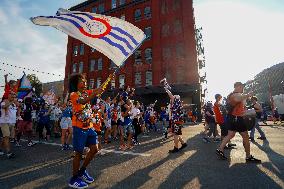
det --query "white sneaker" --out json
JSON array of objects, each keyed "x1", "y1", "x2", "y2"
[
  {"x1": 28, "y1": 141, "x2": 36, "y2": 147},
  {"x1": 16, "y1": 142, "x2": 22, "y2": 147},
  {"x1": 0, "y1": 150, "x2": 4, "y2": 156}
]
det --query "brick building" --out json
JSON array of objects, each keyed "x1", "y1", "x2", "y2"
[{"x1": 65, "y1": 0, "x2": 204, "y2": 116}]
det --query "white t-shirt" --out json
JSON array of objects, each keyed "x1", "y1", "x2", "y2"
[
  {"x1": 0, "y1": 101, "x2": 17, "y2": 124},
  {"x1": 0, "y1": 102, "x2": 8, "y2": 124},
  {"x1": 130, "y1": 107, "x2": 140, "y2": 119}
]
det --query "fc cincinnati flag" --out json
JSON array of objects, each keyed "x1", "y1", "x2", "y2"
[{"x1": 31, "y1": 8, "x2": 146, "y2": 66}]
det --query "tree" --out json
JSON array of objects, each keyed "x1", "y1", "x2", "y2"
[{"x1": 27, "y1": 74, "x2": 42, "y2": 96}]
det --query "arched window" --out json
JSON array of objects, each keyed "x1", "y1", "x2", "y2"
[
  {"x1": 145, "y1": 48, "x2": 152, "y2": 64},
  {"x1": 134, "y1": 9, "x2": 142, "y2": 21},
  {"x1": 79, "y1": 62, "x2": 84, "y2": 73},
  {"x1": 72, "y1": 63, "x2": 77, "y2": 73},
  {"x1": 144, "y1": 6, "x2": 151, "y2": 19}
]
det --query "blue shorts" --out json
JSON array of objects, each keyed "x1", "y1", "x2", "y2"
[
  {"x1": 123, "y1": 118, "x2": 134, "y2": 134},
  {"x1": 73, "y1": 126, "x2": 98, "y2": 153}
]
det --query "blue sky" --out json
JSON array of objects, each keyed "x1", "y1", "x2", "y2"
[{"x1": 1, "y1": 0, "x2": 284, "y2": 100}]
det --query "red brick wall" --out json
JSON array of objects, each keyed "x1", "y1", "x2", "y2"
[{"x1": 64, "y1": 0, "x2": 198, "y2": 92}]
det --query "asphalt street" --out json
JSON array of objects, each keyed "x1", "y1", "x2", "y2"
[{"x1": 1, "y1": 122, "x2": 284, "y2": 189}]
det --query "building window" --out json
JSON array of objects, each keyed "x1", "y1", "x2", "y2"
[
  {"x1": 145, "y1": 48, "x2": 152, "y2": 64},
  {"x1": 72, "y1": 63, "x2": 77, "y2": 73},
  {"x1": 73, "y1": 46, "x2": 78, "y2": 56},
  {"x1": 173, "y1": 19, "x2": 182, "y2": 34},
  {"x1": 91, "y1": 48, "x2": 96, "y2": 53},
  {"x1": 176, "y1": 43, "x2": 185, "y2": 58},
  {"x1": 110, "y1": 60, "x2": 117, "y2": 69},
  {"x1": 89, "y1": 79, "x2": 94, "y2": 89},
  {"x1": 134, "y1": 50, "x2": 142, "y2": 64},
  {"x1": 98, "y1": 58, "x2": 103, "y2": 70},
  {"x1": 119, "y1": 75, "x2": 125, "y2": 88},
  {"x1": 111, "y1": 78, "x2": 116, "y2": 89},
  {"x1": 121, "y1": 14, "x2": 125, "y2": 20},
  {"x1": 135, "y1": 72, "x2": 142, "y2": 86},
  {"x1": 79, "y1": 62, "x2": 84, "y2": 73},
  {"x1": 120, "y1": 0, "x2": 125, "y2": 5},
  {"x1": 111, "y1": 0, "x2": 117, "y2": 9},
  {"x1": 90, "y1": 59, "x2": 95, "y2": 71},
  {"x1": 80, "y1": 44, "x2": 84, "y2": 55},
  {"x1": 98, "y1": 4, "x2": 104, "y2": 13},
  {"x1": 134, "y1": 9, "x2": 142, "y2": 22},
  {"x1": 145, "y1": 27, "x2": 151, "y2": 40},
  {"x1": 162, "y1": 47, "x2": 171, "y2": 60},
  {"x1": 162, "y1": 24, "x2": 170, "y2": 37},
  {"x1": 146, "y1": 71, "x2": 152, "y2": 86},
  {"x1": 92, "y1": 7, "x2": 97, "y2": 13},
  {"x1": 144, "y1": 6, "x2": 151, "y2": 19},
  {"x1": 97, "y1": 77, "x2": 101, "y2": 88}
]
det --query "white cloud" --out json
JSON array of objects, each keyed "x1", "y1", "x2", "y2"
[
  {"x1": 0, "y1": 1, "x2": 67, "y2": 96},
  {"x1": 194, "y1": 1, "x2": 284, "y2": 101},
  {"x1": 0, "y1": 8, "x2": 8, "y2": 24}
]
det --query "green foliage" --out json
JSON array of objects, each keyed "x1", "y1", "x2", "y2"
[{"x1": 27, "y1": 74, "x2": 42, "y2": 96}]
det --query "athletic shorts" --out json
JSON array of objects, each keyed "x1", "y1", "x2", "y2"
[
  {"x1": 227, "y1": 115, "x2": 248, "y2": 133},
  {"x1": 219, "y1": 123, "x2": 228, "y2": 137},
  {"x1": 60, "y1": 117, "x2": 72, "y2": 129},
  {"x1": 73, "y1": 126, "x2": 98, "y2": 153},
  {"x1": 17, "y1": 120, "x2": 33, "y2": 133},
  {"x1": 0, "y1": 123, "x2": 15, "y2": 137},
  {"x1": 111, "y1": 120, "x2": 117, "y2": 126}
]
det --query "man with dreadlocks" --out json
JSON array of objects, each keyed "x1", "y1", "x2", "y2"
[
  {"x1": 164, "y1": 85, "x2": 187, "y2": 153},
  {"x1": 68, "y1": 73, "x2": 109, "y2": 189}
]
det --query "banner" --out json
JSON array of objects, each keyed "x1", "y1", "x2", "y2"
[{"x1": 31, "y1": 8, "x2": 146, "y2": 67}]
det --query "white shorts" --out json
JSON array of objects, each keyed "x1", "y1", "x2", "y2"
[
  {"x1": 104, "y1": 119, "x2": 111, "y2": 129},
  {"x1": 60, "y1": 117, "x2": 72, "y2": 129}
]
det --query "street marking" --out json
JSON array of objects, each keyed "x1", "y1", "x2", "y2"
[
  {"x1": 20, "y1": 139, "x2": 151, "y2": 157},
  {"x1": 101, "y1": 149, "x2": 151, "y2": 157}
]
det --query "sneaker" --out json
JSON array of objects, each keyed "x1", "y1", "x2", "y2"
[
  {"x1": 0, "y1": 150, "x2": 4, "y2": 156},
  {"x1": 202, "y1": 137, "x2": 210, "y2": 143},
  {"x1": 227, "y1": 143, "x2": 236, "y2": 147},
  {"x1": 28, "y1": 141, "x2": 36, "y2": 147},
  {"x1": 104, "y1": 140, "x2": 111, "y2": 144},
  {"x1": 119, "y1": 145, "x2": 126, "y2": 151},
  {"x1": 249, "y1": 137, "x2": 255, "y2": 142},
  {"x1": 169, "y1": 147, "x2": 179, "y2": 153},
  {"x1": 100, "y1": 150, "x2": 106, "y2": 155},
  {"x1": 257, "y1": 137, "x2": 266, "y2": 140},
  {"x1": 80, "y1": 170, "x2": 94, "y2": 184},
  {"x1": 69, "y1": 177, "x2": 88, "y2": 189},
  {"x1": 179, "y1": 143, "x2": 187, "y2": 150},
  {"x1": 246, "y1": 155, "x2": 261, "y2": 163},
  {"x1": 7, "y1": 152, "x2": 15, "y2": 159},
  {"x1": 61, "y1": 144, "x2": 67, "y2": 151},
  {"x1": 10, "y1": 138, "x2": 15, "y2": 143},
  {"x1": 15, "y1": 142, "x2": 22, "y2": 147},
  {"x1": 216, "y1": 149, "x2": 227, "y2": 160}
]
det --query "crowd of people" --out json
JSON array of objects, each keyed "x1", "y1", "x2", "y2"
[{"x1": 1, "y1": 73, "x2": 283, "y2": 188}]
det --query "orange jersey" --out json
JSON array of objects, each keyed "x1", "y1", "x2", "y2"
[
  {"x1": 92, "y1": 112, "x2": 102, "y2": 132},
  {"x1": 213, "y1": 102, "x2": 224, "y2": 124},
  {"x1": 70, "y1": 90, "x2": 93, "y2": 129}
]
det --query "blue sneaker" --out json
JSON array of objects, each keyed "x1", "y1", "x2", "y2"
[
  {"x1": 68, "y1": 177, "x2": 88, "y2": 189},
  {"x1": 80, "y1": 170, "x2": 94, "y2": 184}
]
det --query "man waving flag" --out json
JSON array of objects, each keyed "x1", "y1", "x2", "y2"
[{"x1": 31, "y1": 8, "x2": 146, "y2": 67}]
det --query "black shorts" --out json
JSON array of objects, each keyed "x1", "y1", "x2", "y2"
[
  {"x1": 172, "y1": 123, "x2": 182, "y2": 135},
  {"x1": 219, "y1": 123, "x2": 228, "y2": 137},
  {"x1": 111, "y1": 121, "x2": 117, "y2": 126},
  {"x1": 227, "y1": 115, "x2": 248, "y2": 133}
]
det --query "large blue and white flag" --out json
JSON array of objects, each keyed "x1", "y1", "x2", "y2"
[{"x1": 31, "y1": 8, "x2": 146, "y2": 66}]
